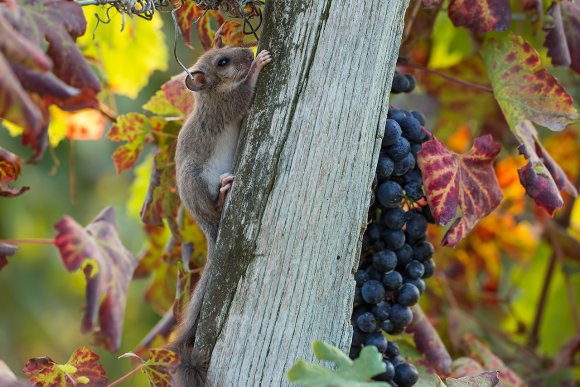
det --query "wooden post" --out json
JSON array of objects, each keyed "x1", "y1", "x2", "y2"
[{"x1": 195, "y1": 1, "x2": 409, "y2": 385}]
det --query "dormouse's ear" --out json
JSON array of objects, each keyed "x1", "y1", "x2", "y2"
[
  {"x1": 185, "y1": 70, "x2": 207, "y2": 92},
  {"x1": 214, "y1": 35, "x2": 224, "y2": 48}
]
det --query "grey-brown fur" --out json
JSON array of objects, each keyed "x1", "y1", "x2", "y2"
[{"x1": 172, "y1": 46, "x2": 272, "y2": 386}]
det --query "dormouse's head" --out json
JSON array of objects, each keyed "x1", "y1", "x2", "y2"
[{"x1": 186, "y1": 46, "x2": 255, "y2": 92}]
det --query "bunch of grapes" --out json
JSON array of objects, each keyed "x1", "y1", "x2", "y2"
[{"x1": 349, "y1": 73, "x2": 435, "y2": 387}]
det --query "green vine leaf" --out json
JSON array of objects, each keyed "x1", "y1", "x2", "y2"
[{"x1": 286, "y1": 341, "x2": 389, "y2": 387}]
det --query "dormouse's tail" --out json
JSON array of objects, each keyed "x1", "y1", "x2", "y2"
[{"x1": 171, "y1": 233, "x2": 215, "y2": 386}]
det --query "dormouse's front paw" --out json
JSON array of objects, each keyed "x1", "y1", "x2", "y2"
[{"x1": 255, "y1": 50, "x2": 272, "y2": 71}]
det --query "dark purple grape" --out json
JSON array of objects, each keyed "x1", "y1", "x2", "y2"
[
  {"x1": 411, "y1": 111, "x2": 426, "y2": 125},
  {"x1": 393, "y1": 153, "x2": 415, "y2": 176},
  {"x1": 372, "y1": 302, "x2": 391, "y2": 321},
  {"x1": 410, "y1": 142, "x2": 423, "y2": 158},
  {"x1": 405, "y1": 260, "x2": 425, "y2": 280},
  {"x1": 354, "y1": 269, "x2": 370, "y2": 287},
  {"x1": 362, "y1": 280, "x2": 385, "y2": 304},
  {"x1": 406, "y1": 213, "x2": 428, "y2": 240},
  {"x1": 380, "y1": 319, "x2": 394, "y2": 333},
  {"x1": 404, "y1": 74, "x2": 416, "y2": 93},
  {"x1": 395, "y1": 244, "x2": 414, "y2": 267},
  {"x1": 352, "y1": 327, "x2": 366, "y2": 346},
  {"x1": 398, "y1": 115, "x2": 423, "y2": 143},
  {"x1": 382, "y1": 271, "x2": 403, "y2": 291},
  {"x1": 394, "y1": 363, "x2": 419, "y2": 387},
  {"x1": 405, "y1": 182, "x2": 423, "y2": 201},
  {"x1": 382, "y1": 207, "x2": 406, "y2": 230},
  {"x1": 365, "y1": 332, "x2": 388, "y2": 353},
  {"x1": 377, "y1": 155, "x2": 395, "y2": 181},
  {"x1": 407, "y1": 278, "x2": 426, "y2": 294},
  {"x1": 413, "y1": 241, "x2": 434, "y2": 262},
  {"x1": 391, "y1": 74, "x2": 410, "y2": 94},
  {"x1": 390, "y1": 304, "x2": 413, "y2": 329},
  {"x1": 354, "y1": 287, "x2": 363, "y2": 307},
  {"x1": 374, "y1": 359, "x2": 395, "y2": 382},
  {"x1": 357, "y1": 312, "x2": 377, "y2": 333},
  {"x1": 422, "y1": 259, "x2": 436, "y2": 279},
  {"x1": 388, "y1": 108, "x2": 408, "y2": 122},
  {"x1": 377, "y1": 181, "x2": 403, "y2": 208},
  {"x1": 396, "y1": 283, "x2": 420, "y2": 307},
  {"x1": 367, "y1": 223, "x2": 382, "y2": 242},
  {"x1": 366, "y1": 266, "x2": 383, "y2": 281},
  {"x1": 385, "y1": 341, "x2": 400, "y2": 359},
  {"x1": 386, "y1": 137, "x2": 410, "y2": 161},
  {"x1": 372, "y1": 250, "x2": 398, "y2": 273},
  {"x1": 381, "y1": 229, "x2": 406, "y2": 250},
  {"x1": 383, "y1": 119, "x2": 402, "y2": 146}
]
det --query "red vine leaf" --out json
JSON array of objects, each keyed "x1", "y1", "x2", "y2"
[
  {"x1": 176, "y1": 3, "x2": 224, "y2": 50},
  {"x1": 161, "y1": 74, "x2": 194, "y2": 116},
  {"x1": 0, "y1": 0, "x2": 100, "y2": 161},
  {"x1": 0, "y1": 243, "x2": 17, "y2": 272},
  {"x1": 515, "y1": 121, "x2": 577, "y2": 215},
  {"x1": 482, "y1": 33, "x2": 578, "y2": 131},
  {"x1": 23, "y1": 347, "x2": 107, "y2": 387},
  {"x1": 0, "y1": 147, "x2": 29, "y2": 197},
  {"x1": 53, "y1": 207, "x2": 137, "y2": 352},
  {"x1": 448, "y1": 0, "x2": 511, "y2": 32},
  {"x1": 142, "y1": 348, "x2": 180, "y2": 387},
  {"x1": 544, "y1": 1, "x2": 580, "y2": 74},
  {"x1": 417, "y1": 135, "x2": 503, "y2": 247},
  {"x1": 108, "y1": 114, "x2": 166, "y2": 174}
]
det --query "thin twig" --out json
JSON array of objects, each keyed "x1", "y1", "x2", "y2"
[
  {"x1": 398, "y1": 62, "x2": 493, "y2": 94},
  {"x1": 106, "y1": 363, "x2": 146, "y2": 387},
  {"x1": 98, "y1": 101, "x2": 117, "y2": 123},
  {"x1": 0, "y1": 239, "x2": 54, "y2": 245},
  {"x1": 550, "y1": 232, "x2": 580, "y2": 332},
  {"x1": 68, "y1": 140, "x2": 76, "y2": 204},
  {"x1": 528, "y1": 252, "x2": 557, "y2": 348},
  {"x1": 401, "y1": 0, "x2": 422, "y2": 45}
]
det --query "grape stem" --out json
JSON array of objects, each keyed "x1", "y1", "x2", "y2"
[
  {"x1": 0, "y1": 239, "x2": 54, "y2": 245},
  {"x1": 397, "y1": 62, "x2": 493, "y2": 94},
  {"x1": 106, "y1": 363, "x2": 146, "y2": 387}
]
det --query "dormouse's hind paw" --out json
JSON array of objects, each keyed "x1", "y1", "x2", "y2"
[{"x1": 216, "y1": 173, "x2": 234, "y2": 211}]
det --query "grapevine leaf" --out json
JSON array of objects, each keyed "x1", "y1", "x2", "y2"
[
  {"x1": 482, "y1": 33, "x2": 578, "y2": 131},
  {"x1": 53, "y1": 207, "x2": 138, "y2": 352},
  {"x1": 0, "y1": 147, "x2": 29, "y2": 197},
  {"x1": 78, "y1": 8, "x2": 168, "y2": 99},
  {"x1": 516, "y1": 120, "x2": 577, "y2": 214},
  {"x1": 451, "y1": 357, "x2": 486, "y2": 377},
  {"x1": 134, "y1": 225, "x2": 169, "y2": 279},
  {"x1": 482, "y1": 34, "x2": 578, "y2": 213},
  {"x1": 0, "y1": 243, "x2": 17, "y2": 271},
  {"x1": 446, "y1": 371, "x2": 500, "y2": 386},
  {"x1": 162, "y1": 74, "x2": 195, "y2": 116},
  {"x1": 141, "y1": 348, "x2": 179, "y2": 387},
  {"x1": 417, "y1": 135, "x2": 503, "y2": 247},
  {"x1": 141, "y1": 144, "x2": 180, "y2": 226},
  {"x1": 176, "y1": 2, "x2": 224, "y2": 49},
  {"x1": 448, "y1": 0, "x2": 511, "y2": 32},
  {"x1": 143, "y1": 90, "x2": 183, "y2": 117},
  {"x1": 464, "y1": 336, "x2": 524, "y2": 386},
  {"x1": 0, "y1": 360, "x2": 30, "y2": 387},
  {"x1": 22, "y1": 347, "x2": 107, "y2": 387},
  {"x1": 218, "y1": 20, "x2": 247, "y2": 46},
  {"x1": 544, "y1": 1, "x2": 580, "y2": 73},
  {"x1": 0, "y1": 0, "x2": 101, "y2": 160},
  {"x1": 108, "y1": 114, "x2": 166, "y2": 174},
  {"x1": 286, "y1": 341, "x2": 389, "y2": 387}
]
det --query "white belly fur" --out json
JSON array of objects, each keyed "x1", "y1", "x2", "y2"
[{"x1": 202, "y1": 122, "x2": 240, "y2": 196}]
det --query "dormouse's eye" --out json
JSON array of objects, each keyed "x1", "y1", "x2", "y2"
[{"x1": 217, "y1": 58, "x2": 229, "y2": 67}]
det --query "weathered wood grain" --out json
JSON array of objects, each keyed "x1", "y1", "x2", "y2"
[{"x1": 195, "y1": 1, "x2": 409, "y2": 385}]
